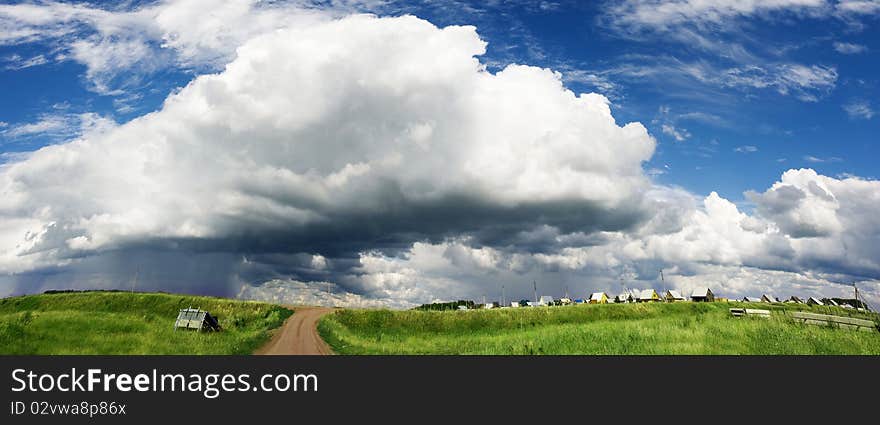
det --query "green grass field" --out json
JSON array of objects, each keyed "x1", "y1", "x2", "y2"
[
  {"x1": 0, "y1": 291, "x2": 292, "y2": 354},
  {"x1": 318, "y1": 301, "x2": 880, "y2": 354}
]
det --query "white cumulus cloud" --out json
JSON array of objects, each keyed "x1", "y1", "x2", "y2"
[{"x1": 0, "y1": 14, "x2": 654, "y2": 283}]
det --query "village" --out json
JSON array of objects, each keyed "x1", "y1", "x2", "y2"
[{"x1": 439, "y1": 286, "x2": 872, "y2": 312}]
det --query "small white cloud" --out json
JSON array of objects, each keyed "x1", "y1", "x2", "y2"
[
  {"x1": 1, "y1": 112, "x2": 115, "y2": 141},
  {"x1": 661, "y1": 123, "x2": 690, "y2": 142},
  {"x1": 803, "y1": 155, "x2": 843, "y2": 163},
  {"x1": 603, "y1": 0, "x2": 828, "y2": 30},
  {"x1": 0, "y1": 0, "x2": 332, "y2": 95},
  {"x1": 773, "y1": 64, "x2": 838, "y2": 101},
  {"x1": 561, "y1": 70, "x2": 617, "y2": 96},
  {"x1": 843, "y1": 100, "x2": 875, "y2": 120},
  {"x1": 677, "y1": 111, "x2": 729, "y2": 127},
  {"x1": 3, "y1": 53, "x2": 48, "y2": 70},
  {"x1": 539, "y1": 2, "x2": 562, "y2": 12},
  {"x1": 735, "y1": 145, "x2": 758, "y2": 153},
  {"x1": 310, "y1": 254, "x2": 328, "y2": 270},
  {"x1": 646, "y1": 167, "x2": 667, "y2": 176},
  {"x1": 837, "y1": 0, "x2": 880, "y2": 15},
  {"x1": 833, "y1": 41, "x2": 868, "y2": 54},
  {"x1": 2, "y1": 115, "x2": 70, "y2": 138},
  {"x1": 605, "y1": 59, "x2": 838, "y2": 103}
]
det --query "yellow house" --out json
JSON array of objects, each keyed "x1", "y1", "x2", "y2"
[
  {"x1": 589, "y1": 292, "x2": 608, "y2": 304},
  {"x1": 637, "y1": 289, "x2": 661, "y2": 303}
]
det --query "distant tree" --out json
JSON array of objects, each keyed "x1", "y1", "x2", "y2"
[{"x1": 413, "y1": 300, "x2": 476, "y2": 311}]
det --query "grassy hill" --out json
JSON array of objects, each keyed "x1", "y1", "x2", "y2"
[
  {"x1": 318, "y1": 301, "x2": 880, "y2": 354},
  {"x1": 0, "y1": 291, "x2": 292, "y2": 354}
]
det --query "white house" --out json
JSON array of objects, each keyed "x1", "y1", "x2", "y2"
[
  {"x1": 614, "y1": 293, "x2": 634, "y2": 303},
  {"x1": 638, "y1": 289, "x2": 660, "y2": 302},
  {"x1": 539, "y1": 296, "x2": 554, "y2": 306},
  {"x1": 761, "y1": 294, "x2": 779, "y2": 303}
]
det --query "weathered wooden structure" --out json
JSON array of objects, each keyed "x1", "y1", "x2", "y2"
[
  {"x1": 690, "y1": 288, "x2": 715, "y2": 302},
  {"x1": 174, "y1": 307, "x2": 221, "y2": 332},
  {"x1": 761, "y1": 294, "x2": 779, "y2": 303},
  {"x1": 806, "y1": 297, "x2": 824, "y2": 306},
  {"x1": 665, "y1": 290, "x2": 686, "y2": 302},
  {"x1": 730, "y1": 308, "x2": 771, "y2": 318},
  {"x1": 790, "y1": 312, "x2": 878, "y2": 332}
]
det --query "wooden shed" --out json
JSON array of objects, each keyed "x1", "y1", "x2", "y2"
[
  {"x1": 761, "y1": 294, "x2": 779, "y2": 303},
  {"x1": 665, "y1": 290, "x2": 686, "y2": 302},
  {"x1": 174, "y1": 307, "x2": 221, "y2": 332},
  {"x1": 690, "y1": 287, "x2": 715, "y2": 302},
  {"x1": 806, "y1": 297, "x2": 824, "y2": 306}
]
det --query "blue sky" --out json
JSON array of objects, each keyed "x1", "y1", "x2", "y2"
[
  {"x1": 1, "y1": 1, "x2": 879, "y2": 307},
  {"x1": 2, "y1": 1, "x2": 877, "y2": 202}
]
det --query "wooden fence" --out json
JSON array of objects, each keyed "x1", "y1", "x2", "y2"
[{"x1": 789, "y1": 311, "x2": 878, "y2": 332}]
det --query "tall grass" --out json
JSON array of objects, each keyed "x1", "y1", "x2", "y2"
[
  {"x1": 0, "y1": 291, "x2": 292, "y2": 354},
  {"x1": 318, "y1": 302, "x2": 880, "y2": 355}
]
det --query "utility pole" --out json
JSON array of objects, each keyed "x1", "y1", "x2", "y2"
[
  {"x1": 854, "y1": 282, "x2": 868, "y2": 311},
  {"x1": 502, "y1": 285, "x2": 505, "y2": 306},
  {"x1": 659, "y1": 269, "x2": 665, "y2": 300},
  {"x1": 533, "y1": 280, "x2": 538, "y2": 305}
]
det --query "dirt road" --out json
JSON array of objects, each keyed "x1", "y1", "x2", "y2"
[{"x1": 255, "y1": 306, "x2": 335, "y2": 355}]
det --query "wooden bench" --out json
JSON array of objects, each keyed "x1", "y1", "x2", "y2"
[
  {"x1": 745, "y1": 309, "x2": 771, "y2": 318},
  {"x1": 730, "y1": 308, "x2": 770, "y2": 318},
  {"x1": 790, "y1": 311, "x2": 877, "y2": 332}
]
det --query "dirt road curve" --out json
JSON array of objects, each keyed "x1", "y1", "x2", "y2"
[{"x1": 255, "y1": 307, "x2": 335, "y2": 355}]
